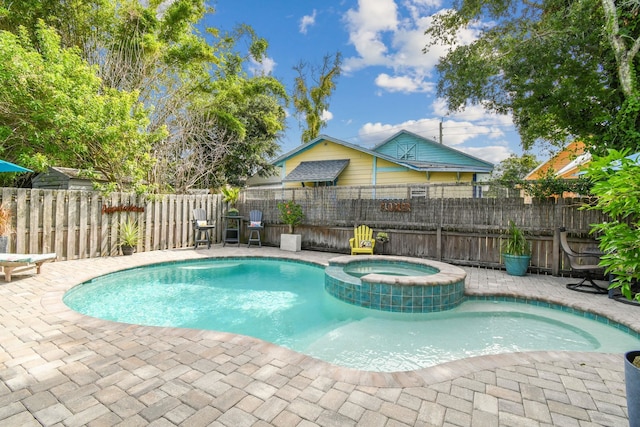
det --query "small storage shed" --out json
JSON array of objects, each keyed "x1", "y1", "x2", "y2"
[{"x1": 32, "y1": 167, "x2": 107, "y2": 190}]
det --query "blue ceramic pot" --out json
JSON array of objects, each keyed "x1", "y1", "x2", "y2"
[{"x1": 625, "y1": 351, "x2": 640, "y2": 427}]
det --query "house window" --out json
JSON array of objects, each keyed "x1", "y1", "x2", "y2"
[{"x1": 397, "y1": 143, "x2": 416, "y2": 160}]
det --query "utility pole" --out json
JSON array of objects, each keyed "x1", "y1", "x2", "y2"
[{"x1": 439, "y1": 120, "x2": 443, "y2": 144}]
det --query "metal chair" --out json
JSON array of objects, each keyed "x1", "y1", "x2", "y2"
[
  {"x1": 247, "y1": 210, "x2": 263, "y2": 247},
  {"x1": 192, "y1": 209, "x2": 215, "y2": 249},
  {"x1": 558, "y1": 227, "x2": 607, "y2": 294}
]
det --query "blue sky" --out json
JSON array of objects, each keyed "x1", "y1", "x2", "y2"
[{"x1": 209, "y1": 0, "x2": 530, "y2": 165}]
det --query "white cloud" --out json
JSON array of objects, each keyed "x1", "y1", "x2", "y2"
[
  {"x1": 375, "y1": 73, "x2": 434, "y2": 93},
  {"x1": 432, "y1": 98, "x2": 514, "y2": 129},
  {"x1": 321, "y1": 110, "x2": 334, "y2": 121},
  {"x1": 343, "y1": 0, "x2": 399, "y2": 70},
  {"x1": 342, "y1": 2, "x2": 481, "y2": 96},
  {"x1": 249, "y1": 57, "x2": 276, "y2": 76},
  {"x1": 345, "y1": 0, "x2": 399, "y2": 33},
  {"x1": 462, "y1": 145, "x2": 511, "y2": 164},
  {"x1": 411, "y1": 0, "x2": 443, "y2": 8},
  {"x1": 359, "y1": 117, "x2": 506, "y2": 148},
  {"x1": 356, "y1": 98, "x2": 517, "y2": 165},
  {"x1": 300, "y1": 10, "x2": 317, "y2": 34},
  {"x1": 358, "y1": 119, "x2": 442, "y2": 146}
]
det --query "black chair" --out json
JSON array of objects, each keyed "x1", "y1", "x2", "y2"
[
  {"x1": 558, "y1": 227, "x2": 607, "y2": 294},
  {"x1": 247, "y1": 210, "x2": 263, "y2": 247},
  {"x1": 192, "y1": 208, "x2": 215, "y2": 249}
]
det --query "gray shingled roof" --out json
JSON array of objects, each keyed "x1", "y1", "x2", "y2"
[{"x1": 282, "y1": 159, "x2": 350, "y2": 182}]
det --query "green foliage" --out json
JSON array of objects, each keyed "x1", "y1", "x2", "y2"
[
  {"x1": 1, "y1": 1, "x2": 288, "y2": 193},
  {"x1": 595, "y1": 93, "x2": 640, "y2": 154},
  {"x1": 119, "y1": 217, "x2": 140, "y2": 247},
  {"x1": 521, "y1": 170, "x2": 593, "y2": 199},
  {"x1": 488, "y1": 153, "x2": 592, "y2": 198},
  {"x1": 425, "y1": 0, "x2": 639, "y2": 153},
  {"x1": 0, "y1": 23, "x2": 162, "y2": 191},
  {"x1": 585, "y1": 149, "x2": 640, "y2": 301},
  {"x1": 491, "y1": 154, "x2": 540, "y2": 187},
  {"x1": 221, "y1": 185, "x2": 240, "y2": 206},
  {"x1": 293, "y1": 52, "x2": 342, "y2": 143},
  {"x1": 501, "y1": 220, "x2": 531, "y2": 256},
  {"x1": 277, "y1": 201, "x2": 304, "y2": 227},
  {"x1": 206, "y1": 74, "x2": 288, "y2": 186},
  {"x1": 376, "y1": 232, "x2": 389, "y2": 243}
]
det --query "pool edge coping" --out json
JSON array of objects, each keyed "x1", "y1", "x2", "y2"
[{"x1": 40, "y1": 249, "x2": 635, "y2": 389}]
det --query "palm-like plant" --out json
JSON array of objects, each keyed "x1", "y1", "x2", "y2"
[{"x1": 502, "y1": 220, "x2": 531, "y2": 256}]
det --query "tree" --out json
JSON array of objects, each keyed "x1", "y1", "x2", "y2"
[
  {"x1": 0, "y1": 1, "x2": 289, "y2": 192},
  {"x1": 293, "y1": 52, "x2": 342, "y2": 143},
  {"x1": 0, "y1": 23, "x2": 162, "y2": 191},
  {"x1": 424, "y1": 0, "x2": 640, "y2": 154},
  {"x1": 491, "y1": 154, "x2": 540, "y2": 187},
  {"x1": 586, "y1": 149, "x2": 640, "y2": 301}
]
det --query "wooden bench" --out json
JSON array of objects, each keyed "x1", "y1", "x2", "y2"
[{"x1": 0, "y1": 253, "x2": 57, "y2": 282}]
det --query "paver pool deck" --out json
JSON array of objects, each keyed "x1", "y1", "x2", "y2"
[{"x1": 2, "y1": 245, "x2": 640, "y2": 426}]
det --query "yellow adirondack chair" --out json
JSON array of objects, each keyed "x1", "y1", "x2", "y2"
[{"x1": 349, "y1": 225, "x2": 376, "y2": 255}]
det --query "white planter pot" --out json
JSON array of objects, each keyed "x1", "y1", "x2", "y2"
[{"x1": 280, "y1": 234, "x2": 301, "y2": 252}]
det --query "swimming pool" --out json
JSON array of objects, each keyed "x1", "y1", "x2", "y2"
[{"x1": 63, "y1": 257, "x2": 640, "y2": 372}]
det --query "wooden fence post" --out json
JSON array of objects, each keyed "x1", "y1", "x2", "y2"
[{"x1": 551, "y1": 197, "x2": 563, "y2": 276}]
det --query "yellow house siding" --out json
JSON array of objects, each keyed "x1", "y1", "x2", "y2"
[
  {"x1": 426, "y1": 172, "x2": 475, "y2": 183},
  {"x1": 282, "y1": 141, "x2": 374, "y2": 187},
  {"x1": 279, "y1": 138, "x2": 479, "y2": 188},
  {"x1": 375, "y1": 168, "x2": 426, "y2": 185}
]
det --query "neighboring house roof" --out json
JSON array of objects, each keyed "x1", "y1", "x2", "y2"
[
  {"x1": 555, "y1": 152, "x2": 591, "y2": 177},
  {"x1": 282, "y1": 159, "x2": 350, "y2": 183},
  {"x1": 273, "y1": 130, "x2": 494, "y2": 175},
  {"x1": 525, "y1": 141, "x2": 588, "y2": 180},
  {"x1": 372, "y1": 130, "x2": 494, "y2": 172}
]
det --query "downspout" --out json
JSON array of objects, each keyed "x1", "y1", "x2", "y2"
[
  {"x1": 280, "y1": 164, "x2": 286, "y2": 188},
  {"x1": 372, "y1": 157, "x2": 377, "y2": 185},
  {"x1": 372, "y1": 157, "x2": 377, "y2": 199}
]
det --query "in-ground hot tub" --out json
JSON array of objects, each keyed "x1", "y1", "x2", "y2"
[{"x1": 324, "y1": 255, "x2": 467, "y2": 313}]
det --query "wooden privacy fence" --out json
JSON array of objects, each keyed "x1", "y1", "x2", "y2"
[
  {"x1": 0, "y1": 188, "x2": 222, "y2": 260},
  {"x1": 238, "y1": 186, "x2": 608, "y2": 275},
  {"x1": 0, "y1": 184, "x2": 608, "y2": 277}
]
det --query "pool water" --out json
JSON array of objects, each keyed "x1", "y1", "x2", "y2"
[
  {"x1": 343, "y1": 263, "x2": 437, "y2": 278},
  {"x1": 64, "y1": 258, "x2": 640, "y2": 372}
]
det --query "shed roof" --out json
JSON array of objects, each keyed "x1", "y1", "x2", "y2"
[
  {"x1": 282, "y1": 159, "x2": 350, "y2": 183},
  {"x1": 47, "y1": 167, "x2": 108, "y2": 181}
]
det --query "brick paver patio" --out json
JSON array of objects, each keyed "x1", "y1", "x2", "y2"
[{"x1": 1, "y1": 246, "x2": 639, "y2": 426}]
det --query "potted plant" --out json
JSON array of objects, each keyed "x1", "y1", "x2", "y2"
[
  {"x1": 375, "y1": 232, "x2": 389, "y2": 254},
  {"x1": 501, "y1": 220, "x2": 531, "y2": 276},
  {"x1": 625, "y1": 351, "x2": 640, "y2": 427},
  {"x1": 376, "y1": 232, "x2": 389, "y2": 243},
  {"x1": 119, "y1": 217, "x2": 140, "y2": 255},
  {"x1": 278, "y1": 201, "x2": 304, "y2": 234},
  {"x1": 0, "y1": 203, "x2": 12, "y2": 253},
  {"x1": 278, "y1": 201, "x2": 304, "y2": 251},
  {"x1": 221, "y1": 185, "x2": 240, "y2": 214},
  {"x1": 227, "y1": 207, "x2": 240, "y2": 217}
]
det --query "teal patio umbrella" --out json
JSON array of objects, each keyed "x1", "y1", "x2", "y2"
[{"x1": 0, "y1": 159, "x2": 31, "y2": 173}]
